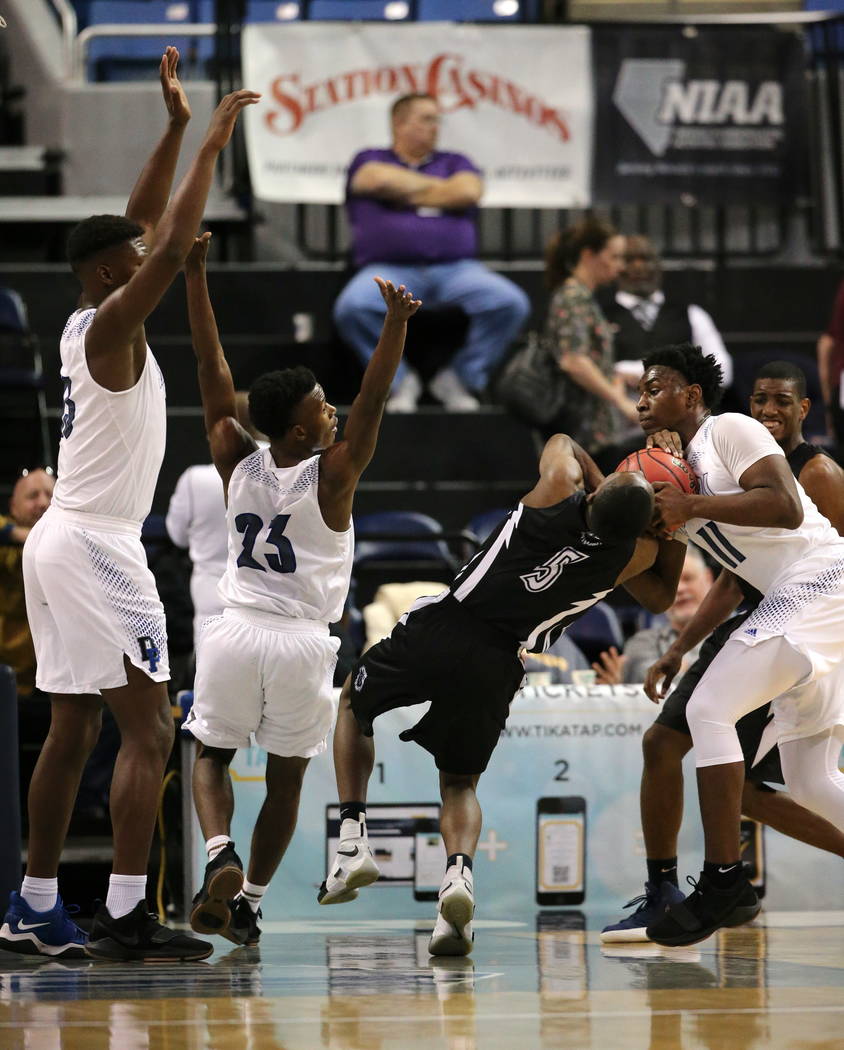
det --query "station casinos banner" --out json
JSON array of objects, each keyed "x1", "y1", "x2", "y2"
[
  {"x1": 241, "y1": 23, "x2": 593, "y2": 207},
  {"x1": 593, "y1": 26, "x2": 807, "y2": 205}
]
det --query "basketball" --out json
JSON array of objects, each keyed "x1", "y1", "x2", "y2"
[{"x1": 615, "y1": 447, "x2": 699, "y2": 495}]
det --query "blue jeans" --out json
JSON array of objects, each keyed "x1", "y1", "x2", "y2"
[{"x1": 333, "y1": 259, "x2": 531, "y2": 394}]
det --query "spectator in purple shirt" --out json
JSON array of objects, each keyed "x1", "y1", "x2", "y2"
[{"x1": 333, "y1": 93, "x2": 530, "y2": 412}]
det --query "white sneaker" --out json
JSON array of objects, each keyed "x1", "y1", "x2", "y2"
[
  {"x1": 318, "y1": 838, "x2": 380, "y2": 905},
  {"x1": 386, "y1": 368, "x2": 422, "y2": 413},
  {"x1": 428, "y1": 368, "x2": 480, "y2": 412},
  {"x1": 429, "y1": 863, "x2": 474, "y2": 956}
]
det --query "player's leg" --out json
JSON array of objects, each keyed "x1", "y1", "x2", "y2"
[
  {"x1": 190, "y1": 743, "x2": 244, "y2": 939},
  {"x1": 85, "y1": 659, "x2": 211, "y2": 961},
  {"x1": 741, "y1": 780, "x2": 844, "y2": 857},
  {"x1": 648, "y1": 636, "x2": 810, "y2": 946},
  {"x1": 184, "y1": 615, "x2": 262, "y2": 939},
  {"x1": 0, "y1": 693, "x2": 101, "y2": 958},
  {"x1": 779, "y1": 726, "x2": 844, "y2": 829},
  {"x1": 319, "y1": 675, "x2": 380, "y2": 905},
  {"x1": 429, "y1": 770, "x2": 480, "y2": 958},
  {"x1": 601, "y1": 617, "x2": 745, "y2": 944}
]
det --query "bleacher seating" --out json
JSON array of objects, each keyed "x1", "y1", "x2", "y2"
[
  {"x1": 308, "y1": 1, "x2": 412, "y2": 18},
  {"x1": 84, "y1": 1, "x2": 213, "y2": 81},
  {"x1": 241, "y1": 1, "x2": 302, "y2": 21}
]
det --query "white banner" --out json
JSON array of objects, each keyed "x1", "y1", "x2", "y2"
[{"x1": 242, "y1": 23, "x2": 593, "y2": 207}]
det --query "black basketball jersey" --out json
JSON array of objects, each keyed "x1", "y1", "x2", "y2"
[{"x1": 448, "y1": 490, "x2": 637, "y2": 652}]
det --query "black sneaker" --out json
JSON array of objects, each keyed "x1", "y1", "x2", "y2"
[
  {"x1": 85, "y1": 901, "x2": 213, "y2": 961},
  {"x1": 646, "y1": 871, "x2": 761, "y2": 947},
  {"x1": 190, "y1": 845, "x2": 244, "y2": 938},
  {"x1": 222, "y1": 897, "x2": 261, "y2": 947}
]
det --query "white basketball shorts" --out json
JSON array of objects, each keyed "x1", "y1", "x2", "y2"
[
  {"x1": 185, "y1": 607, "x2": 340, "y2": 758},
  {"x1": 733, "y1": 554, "x2": 844, "y2": 678},
  {"x1": 23, "y1": 506, "x2": 169, "y2": 695}
]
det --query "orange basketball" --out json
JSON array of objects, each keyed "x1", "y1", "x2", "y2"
[{"x1": 616, "y1": 447, "x2": 698, "y2": 495}]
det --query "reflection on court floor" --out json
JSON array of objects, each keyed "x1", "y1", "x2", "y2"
[{"x1": 1, "y1": 912, "x2": 843, "y2": 1049}]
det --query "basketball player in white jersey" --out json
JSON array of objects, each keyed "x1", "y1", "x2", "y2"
[
  {"x1": 635, "y1": 342, "x2": 844, "y2": 946},
  {"x1": 181, "y1": 232, "x2": 421, "y2": 946},
  {"x1": 0, "y1": 50, "x2": 259, "y2": 962}
]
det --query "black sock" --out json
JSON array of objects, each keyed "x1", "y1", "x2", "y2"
[
  {"x1": 647, "y1": 857, "x2": 678, "y2": 887},
  {"x1": 447, "y1": 853, "x2": 473, "y2": 873},
  {"x1": 340, "y1": 801, "x2": 366, "y2": 825},
  {"x1": 703, "y1": 859, "x2": 743, "y2": 889}
]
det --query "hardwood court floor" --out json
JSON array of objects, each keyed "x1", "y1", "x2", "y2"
[{"x1": 1, "y1": 911, "x2": 843, "y2": 1050}]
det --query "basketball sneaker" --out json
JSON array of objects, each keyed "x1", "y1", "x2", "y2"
[
  {"x1": 600, "y1": 880, "x2": 686, "y2": 943},
  {"x1": 0, "y1": 892, "x2": 87, "y2": 959},
  {"x1": 190, "y1": 844, "x2": 244, "y2": 937},
  {"x1": 318, "y1": 836, "x2": 380, "y2": 905},
  {"x1": 646, "y1": 871, "x2": 761, "y2": 947},
  {"x1": 85, "y1": 901, "x2": 213, "y2": 962},
  {"x1": 223, "y1": 897, "x2": 261, "y2": 948},
  {"x1": 429, "y1": 861, "x2": 474, "y2": 957}
]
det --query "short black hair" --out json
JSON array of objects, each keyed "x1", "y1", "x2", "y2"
[
  {"x1": 391, "y1": 93, "x2": 436, "y2": 122},
  {"x1": 589, "y1": 476, "x2": 654, "y2": 543},
  {"x1": 642, "y1": 342, "x2": 724, "y2": 410},
  {"x1": 754, "y1": 360, "x2": 807, "y2": 399},
  {"x1": 248, "y1": 367, "x2": 318, "y2": 439},
  {"x1": 66, "y1": 215, "x2": 145, "y2": 269}
]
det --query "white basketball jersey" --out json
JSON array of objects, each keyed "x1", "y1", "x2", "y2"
[
  {"x1": 684, "y1": 414, "x2": 844, "y2": 592},
  {"x1": 53, "y1": 308, "x2": 167, "y2": 524},
  {"x1": 218, "y1": 448, "x2": 353, "y2": 623}
]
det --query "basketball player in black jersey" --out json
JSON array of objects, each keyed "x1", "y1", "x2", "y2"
[
  {"x1": 319, "y1": 434, "x2": 687, "y2": 956},
  {"x1": 602, "y1": 361, "x2": 844, "y2": 942}
]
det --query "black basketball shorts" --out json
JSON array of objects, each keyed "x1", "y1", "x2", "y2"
[
  {"x1": 349, "y1": 595, "x2": 525, "y2": 776},
  {"x1": 656, "y1": 611, "x2": 784, "y2": 785}
]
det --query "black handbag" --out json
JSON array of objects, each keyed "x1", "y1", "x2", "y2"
[{"x1": 495, "y1": 332, "x2": 570, "y2": 428}]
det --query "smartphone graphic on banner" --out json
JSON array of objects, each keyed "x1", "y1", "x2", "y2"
[
  {"x1": 536, "y1": 797, "x2": 586, "y2": 905},
  {"x1": 413, "y1": 817, "x2": 447, "y2": 901}
]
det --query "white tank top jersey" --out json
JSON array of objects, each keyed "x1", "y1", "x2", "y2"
[
  {"x1": 684, "y1": 414, "x2": 844, "y2": 592},
  {"x1": 218, "y1": 448, "x2": 353, "y2": 623},
  {"x1": 52, "y1": 308, "x2": 167, "y2": 525}
]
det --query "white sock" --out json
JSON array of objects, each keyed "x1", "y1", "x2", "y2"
[
  {"x1": 206, "y1": 835, "x2": 232, "y2": 862},
  {"x1": 340, "y1": 817, "x2": 367, "y2": 842},
  {"x1": 106, "y1": 874, "x2": 147, "y2": 919},
  {"x1": 21, "y1": 875, "x2": 58, "y2": 912},
  {"x1": 236, "y1": 878, "x2": 267, "y2": 914}
]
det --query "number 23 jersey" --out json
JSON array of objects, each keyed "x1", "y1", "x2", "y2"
[
  {"x1": 217, "y1": 448, "x2": 353, "y2": 623},
  {"x1": 684, "y1": 414, "x2": 844, "y2": 593}
]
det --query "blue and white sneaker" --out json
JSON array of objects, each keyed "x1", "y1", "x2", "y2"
[
  {"x1": 600, "y1": 880, "x2": 686, "y2": 944},
  {"x1": 0, "y1": 892, "x2": 88, "y2": 958}
]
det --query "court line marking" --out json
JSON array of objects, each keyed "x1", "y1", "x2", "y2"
[{"x1": 6, "y1": 1004, "x2": 844, "y2": 1028}]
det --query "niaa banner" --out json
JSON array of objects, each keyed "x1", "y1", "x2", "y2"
[{"x1": 241, "y1": 23, "x2": 593, "y2": 207}]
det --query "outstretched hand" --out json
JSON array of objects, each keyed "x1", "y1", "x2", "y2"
[
  {"x1": 374, "y1": 277, "x2": 422, "y2": 321},
  {"x1": 160, "y1": 46, "x2": 191, "y2": 127},
  {"x1": 643, "y1": 649, "x2": 683, "y2": 703},
  {"x1": 204, "y1": 89, "x2": 262, "y2": 153},
  {"x1": 185, "y1": 231, "x2": 212, "y2": 273}
]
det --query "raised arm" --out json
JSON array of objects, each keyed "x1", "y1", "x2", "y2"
[
  {"x1": 184, "y1": 234, "x2": 255, "y2": 489},
  {"x1": 522, "y1": 434, "x2": 589, "y2": 508},
  {"x1": 125, "y1": 47, "x2": 192, "y2": 235},
  {"x1": 351, "y1": 163, "x2": 482, "y2": 210},
  {"x1": 318, "y1": 279, "x2": 421, "y2": 520},
  {"x1": 86, "y1": 87, "x2": 261, "y2": 390}
]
